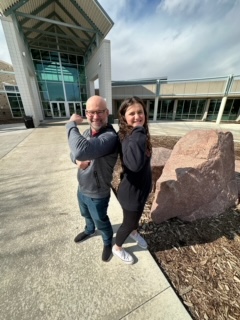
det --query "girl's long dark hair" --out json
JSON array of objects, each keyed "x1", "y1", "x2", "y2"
[{"x1": 118, "y1": 96, "x2": 152, "y2": 154}]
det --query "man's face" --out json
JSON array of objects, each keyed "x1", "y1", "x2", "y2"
[{"x1": 86, "y1": 100, "x2": 109, "y2": 131}]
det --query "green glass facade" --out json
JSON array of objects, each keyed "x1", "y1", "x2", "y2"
[
  {"x1": 176, "y1": 99, "x2": 206, "y2": 120},
  {"x1": 31, "y1": 49, "x2": 87, "y2": 118},
  {"x1": 157, "y1": 100, "x2": 174, "y2": 120},
  {"x1": 222, "y1": 99, "x2": 240, "y2": 120}
]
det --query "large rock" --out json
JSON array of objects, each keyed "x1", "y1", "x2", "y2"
[
  {"x1": 151, "y1": 130, "x2": 239, "y2": 223},
  {"x1": 235, "y1": 160, "x2": 240, "y2": 200},
  {"x1": 151, "y1": 147, "x2": 172, "y2": 192}
]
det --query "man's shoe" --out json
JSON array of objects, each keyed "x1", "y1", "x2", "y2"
[
  {"x1": 74, "y1": 231, "x2": 95, "y2": 243},
  {"x1": 129, "y1": 232, "x2": 148, "y2": 249},
  {"x1": 112, "y1": 246, "x2": 134, "y2": 264},
  {"x1": 102, "y1": 244, "x2": 112, "y2": 262}
]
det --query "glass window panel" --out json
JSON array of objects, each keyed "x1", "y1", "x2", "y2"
[
  {"x1": 79, "y1": 73, "x2": 86, "y2": 84},
  {"x1": 40, "y1": 91, "x2": 49, "y2": 101},
  {"x1": 69, "y1": 55, "x2": 77, "y2": 64},
  {"x1": 148, "y1": 101, "x2": 154, "y2": 119},
  {"x1": 12, "y1": 110, "x2": 22, "y2": 117},
  {"x1": 7, "y1": 93, "x2": 24, "y2": 117},
  {"x1": 65, "y1": 83, "x2": 80, "y2": 101},
  {"x1": 78, "y1": 66, "x2": 85, "y2": 75},
  {"x1": 52, "y1": 103, "x2": 59, "y2": 116},
  {"x1": 8, "y1": 97, "x2": 19, "y2": 108},
  {"x1": 60, "y1": 53, "x2": 69, "y2": 63},
  {"x1": 38, "y1": 81, "x2": 47, "y2": 91},
  {"x1": 59, "y1": 103, "x2": 66, "y2": 117},
  {"x1": 62, "y1": 64, "x2": 78, "y2": 82},
  {"x1": 197, "y1": 100, "x2": 206, "y2": 113},
  {"x1": 82, "y1": 102, "x2": 87, "y2": 116},
  {"x1": 47, "y1": 82, "x2": 64, "y2": 101},
  {"x1": 4, "y1": 85, "x2": 15, "y2": 91},
  {"x1": 31, "y1": 49, "x2": 41, "y2": 60},
  {"x1": 176, "y1": 100, "x2": 184, "y2": 115},
  {"x1": 75, "y1": 103, "x2": 81, "y2": 114},
  {"x1": 42, "y1": 62, "x2": 61, "y2": 81},
  {"x1": 183, "y1": 100, "x2": 190, "y2": 114},
  {"x1": 34, "y1": 61, "x2": 43, "y2": 70},
  {"x1": 232, "y1": 99, "x2": 240, "y2": 116},
  {"x1": 50, "y1": 51, "x2": 59, "y2": 62},
  {"x1": 208, "y1": 100, "x2": 216, "y2": 114},
  {"x1": 80, "y1": 86, "x2": 87, "y2": 95},
  {"x1": 42, "y1": 102, "x2": 52, "y2": 118},
  {"x1": 223, "y1": 99, "x2": 233, "y2": 114},
  {"x1": 77, "y1": 56, "x2": 84, "y2": 65},
  {"x1": 41, "y1": 50, "x2": 50, "y2": 61},
  {"x1": 81, "y1": 95, "x2": 88, "y2": 103},
  {"x1": 207, "y1": 99, "x2": 221, "y2": 121},
  {"x1": 190, "y1": 100, "x2": 198, "y2": 113},
  {"x1": 69, "y1": 103, "x2": 75, "y2": 115}
]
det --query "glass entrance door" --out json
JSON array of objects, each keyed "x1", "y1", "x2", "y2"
[
  {"x1": 50, "y1": 102, "x2": 66, "y2": 117},
  {"x1": 68, "y1": 102, "x2": 83, "y2": 116}
]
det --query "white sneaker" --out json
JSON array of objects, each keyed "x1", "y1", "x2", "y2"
[
  {"x1": 129, "y1": 232, "x2": 148, "y2": 249},
  {"x1": 112, "y1": 246, "x2": 134, "y2": 264}
]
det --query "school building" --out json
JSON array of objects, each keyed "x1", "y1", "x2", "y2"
[{"x1": 0, "y1": 1, "x2": 239, "y2": 125}]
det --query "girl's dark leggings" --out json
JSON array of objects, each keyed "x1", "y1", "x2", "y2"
[{"x1": 115, "y1": 208, "x2": 143, "y2": 247}]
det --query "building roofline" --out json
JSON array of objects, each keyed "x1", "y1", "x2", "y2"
[{"x1": 112, "y1": 77, "x2": 167, "y2": 86}]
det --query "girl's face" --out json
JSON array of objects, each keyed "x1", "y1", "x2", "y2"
[{"x1": 125, "y1": 103, "x2": 145, "y2": 127}]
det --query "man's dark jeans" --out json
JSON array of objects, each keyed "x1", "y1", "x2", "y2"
[{"x1": 77, "y1": 189, "x2": 113, "y2": 246}]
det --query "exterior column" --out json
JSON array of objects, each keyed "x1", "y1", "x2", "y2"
[
  {"x1": 172, "y1": 99, "x2": 178, "y2": 120},
  {"x1": 216, "y1": 96, "x2": 227, "y2": 124},
  {"x1": 153, "y1": 97, "x2": 159, "y2": 121},
  {"x1": 202, "y1": 99, "x2": 210, "y2": 121},
  {"x1": 236, "y1": 108, "x2": 240, "y2": 122},
  {"x1": 153, "y1": 80, "x2": 160, "y2": 121},
  {"x1": 1, "y1": 16, "x2": 43, "y2": 126},
  {"x1": 86, "y1": 40, "x2": 112, "y2": 113},
  {"x1": 146, "y1": 100, "x2": 150, "y2": 118}
]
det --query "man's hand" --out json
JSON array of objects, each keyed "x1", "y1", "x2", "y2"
[
  {"x1": 76, "y1": 160, "x2": 91, "y2": 170},
  {"x1": 69, "y1": 114, "x2": 83, "y2": 125}
]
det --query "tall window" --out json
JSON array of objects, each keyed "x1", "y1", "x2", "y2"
[
  {"x1": 207, "y1": 100, "x2": 221, "y2": 121},
  {"x1": 157, "y1": 100, "x2": 174, "y2": 120},
  {"x1": 222, "y1": 99, "x2": 240, "y2": 121},
  {"x1": 4, "y1": 85, "x2": 24, "y2": 117},
  {"x1": 31, "y1": 49, "x2": 87, "y2": 104},
  {"x1": 176, "y1": 99, "x2": 206, "y2": 120}
]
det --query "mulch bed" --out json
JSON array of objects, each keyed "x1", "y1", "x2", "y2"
[{"x1": 111, "y1": 136, "x2": 240, "y2": 320}]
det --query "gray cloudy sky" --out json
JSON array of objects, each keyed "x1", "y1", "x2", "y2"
[{"x1": 1, "y1": 0, "x2": 240, "y2": 81}]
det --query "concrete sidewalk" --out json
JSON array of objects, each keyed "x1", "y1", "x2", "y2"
[
  {"x1": 0, "y1": 121, "x2": 194, "y2": 320},
  {"x1": 2, "y1": 119, "x2": 239, "y2": 319}
]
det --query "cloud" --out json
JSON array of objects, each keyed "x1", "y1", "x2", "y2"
[
  {"x1": 99, "y1": 0, "x2": 240, "y2": 80},
  {"x1": 157, "y1": 0, "x2": 201, "y2": 15},
  {"x1": 0, "y1": 1, "x2": 239, "y2": 81}
]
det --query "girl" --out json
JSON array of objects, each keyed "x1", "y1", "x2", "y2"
[{"x1": 112, "y1": 97, "x2": 152, "y2": 264}]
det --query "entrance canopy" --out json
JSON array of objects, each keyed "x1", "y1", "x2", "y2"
[{"x1": 0, "y1": 0, "x2": 113, "y2": 58}]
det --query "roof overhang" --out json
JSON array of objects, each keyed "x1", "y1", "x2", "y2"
[
  {"x1": 112, "y1": 77, "x2": 168, "y2": 86},
  {"x1": 0, "y1": 0, "x2": 114, "y2": 58}
]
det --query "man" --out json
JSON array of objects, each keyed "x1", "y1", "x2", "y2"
[{"x1": 66, "y1": 95, "x2": 118, "y2": 262}]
